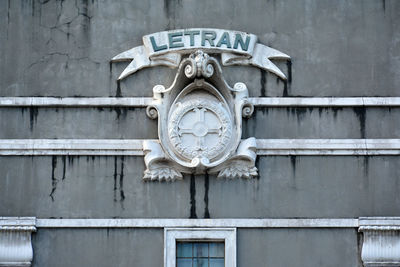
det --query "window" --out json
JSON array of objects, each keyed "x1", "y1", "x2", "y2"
[
  {"x1": 164, "y1": 228, "x2": 236, "y2": 267},
  {"x1": 176, "y1": 241, "x2": 224, "y2": 267}
]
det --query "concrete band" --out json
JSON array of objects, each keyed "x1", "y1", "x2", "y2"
[{"x1": 1, "y1": 97, "x2": 400, "y2": 107}]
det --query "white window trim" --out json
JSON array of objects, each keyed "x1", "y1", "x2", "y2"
[{"x1": 164, "y1": 228, "x2": 236, "y2": 267}]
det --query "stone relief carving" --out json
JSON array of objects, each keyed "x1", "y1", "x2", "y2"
[
  {"x1": 142, "y1": 50, "x2": 257, "y2": 181},
  {"x1": 112, "y1": 28, "x2": 291, "y2": 181}
]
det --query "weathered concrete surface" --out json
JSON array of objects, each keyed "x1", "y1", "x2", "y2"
[
  {"x1": 1, "y1": 107, "x2": 400, "y2": 139},
  {"x1": 1, "y1": 1, "x2": 399, "y2": 266},
  {"x1": 0, "y1": 0, "x2": 399, "y2": 97},
  {"x1": 0, "y1": 107, "x2": 158, "y2": 139},
  {"x1": 32, "y1": 228, "x2": 164, "y2": 267},
  {"x1": 0, "y1": 156, "x2": 191, "y2": 218},
  {"x1": 1, "y1": 156, "x2": 399, "y2": 218},
  {"x1": 238, "y1": 228, "x2": 361, "y2": 267},
  {"x1": 31, "y1": 228, "x2": 360, "y2": 267}
]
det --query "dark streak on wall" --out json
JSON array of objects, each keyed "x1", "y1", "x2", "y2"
[
  {"x1": 290, "y1": 155, "x2": 296, "y2": 179},
  {"x1": 204, "y1": 172, "x2": 210, "y2": 218},
  {"x1": 29, "y1": 107, "x2": 39, "y2": 131},
  {"x1": 119, "y1": 155, "x2": 125, "y2": 209},
  {"x1": 260, "y1": 69, "x2": 267, "y2": 97},
  {"x1": 190, "y1": 173, "x2": 197, "y2": 218},
  {"x1": 113, "y1": 156, "x2": 118, "y2": 202},
  {"x1": 61, "y1": 155, "x2": 66, "y2": 180},
  {"x1": 353, "y1": 107, "x2": 366, "y2": 138},
  {"x1": 49, "y1": 156, "x2": 58, "y2": 201}
]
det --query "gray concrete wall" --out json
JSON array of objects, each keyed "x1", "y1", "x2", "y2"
[
  {"x1": 31, "y1": 228, "x2": 361, "y2": 267},
  {"x1": 1, "y1": 156, "x2": 399, "y2": 218},
  {"x1": 1, "y1": 0, "x2": 399, "y2": 266},
  {"x1": 1, "y1": 0, "x2": 399, "y2": 97}
]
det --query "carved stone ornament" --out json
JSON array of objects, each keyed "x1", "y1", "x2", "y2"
[
  {"x1": 0, "y1": 217, "x2": 36, "y2": 267},
  {"x1": 112, "y1": 28, "x2": 290, "y2": 181},
  {"x1": 142, "y1": 50, "x2": 258, "y2": 181}
]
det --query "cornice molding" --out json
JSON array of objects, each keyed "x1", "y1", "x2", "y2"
[
  {"x1": 0, "y1": 139, "x2": 399, "y2": 156},
  {"x1": 1, "y1": 97, "x2": 400, "y2": 107}
]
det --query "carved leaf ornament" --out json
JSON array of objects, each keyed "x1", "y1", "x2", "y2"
[{"x1": 112, "y1": 28, "x2": 290, "y2": 181}]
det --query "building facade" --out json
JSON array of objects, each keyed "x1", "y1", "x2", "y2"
[{"x1": 1, "y1": 0, "x2": 400, "y2": 266}]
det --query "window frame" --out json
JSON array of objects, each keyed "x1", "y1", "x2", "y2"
[{"x1": 164, "y1": 228, "x2": 237, "y2": 267}]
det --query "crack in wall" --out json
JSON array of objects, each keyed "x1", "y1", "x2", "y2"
[{"x1": 49, "y1": 155, "x2": 68, "y2": 202}]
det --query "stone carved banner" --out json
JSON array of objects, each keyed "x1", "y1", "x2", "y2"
[
  {"x1": 112, "y1": 28, "x2": 290, "y2": 80},
  {"x1": 112, "y1": 29, "x2": 290, "y2": 181}
]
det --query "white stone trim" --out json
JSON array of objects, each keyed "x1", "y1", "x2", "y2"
[
  {"x1": 1, "y1": 139, "x2": 400, "y2": 156},
  {"x1": 35, "y1": 218, "x2": 359, "y2": 228},
  {"x1": 1, "y1": 97, "x2": 400, "y2": 107},
  {"x1": 0, "y1": 218, "x2": 36, "y2": 267},
  {"x1": 359, "y1": 218, "x2": 400, "y2": 266},
  {"x1": 250, "y1": 97, "x2": 400, "y2": 107},
  {"x1": 256, "y1": 139, "x2": 400, "y2": 155},
  {"x1": 0, "y1": 139, "x2": 144, "y2": 156},
  {"x1": 0, "y1": 97, "x2": 152, "y2": 107},
  {"x1": 164, "y1": 228, "x2": 236, "y2": 267}
]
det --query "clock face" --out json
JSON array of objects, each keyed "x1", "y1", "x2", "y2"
[{"x1": 168, "y1": 97, "x2": 232, "y2": 162}]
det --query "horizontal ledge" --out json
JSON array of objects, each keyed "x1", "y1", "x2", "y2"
[
  {"x1": 1, "y1": 139, "x2": 400, "y2": 156},
  {"x1": 35, "y1": 218, "x2": 359, "y2": 228},
  {"x1": 250, "y1": 97, "x2": 400, "y2": 107},
  {"x1": 0, "y1": 97, "x2": 400, "y2": 107}
]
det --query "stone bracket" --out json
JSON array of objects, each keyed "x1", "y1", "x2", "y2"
[
  {"x1": 0, "y1": 217, "x2": 36, "y2": 267},
  {"x1": 359, "y1": 217, "x2": 400, "y2": 267}
]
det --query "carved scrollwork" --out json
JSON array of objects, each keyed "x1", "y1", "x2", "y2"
[
  {"x1": 143, "y1": 51, "x2": 257, "y2": 181},
  {"x1": 212, "y1": 137, "x2": 258, "y2": 179},
  {"x1": 184, "y1": 50, "x2": 214, "y2": 78},
  {"x1": 146, "y1": 106, "x2": 158, "y2": 119},
  {"x1": 242, "y1": 101, "x2": 254, "y2": 118}
]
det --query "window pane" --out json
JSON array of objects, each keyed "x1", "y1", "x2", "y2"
[
  {"x1": 177, "y1": 242, "x2": 193, "y2": 257},
  {"x1": 193, "y1": 243, "x2": 208, "y2": 257},
  {"x1": 209, "y1": 258, "x2": 224, "y2": 267},
  {"x1": 177, "y1": 258, "x2": 192, "y2": 267},
  {"x1": 193, "y1": 258, "x2": 208, "y2": 267},
  {"x1": 209, "y1": 242, "x2": 224, "y2": 257}
]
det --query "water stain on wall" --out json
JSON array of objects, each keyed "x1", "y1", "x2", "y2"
[
  {"x1": 204, "y1": 172, "x2": 210, "y2": 218},
  {"x1": 190, "y1": 173, "x2": 197, "y2": 218}
]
